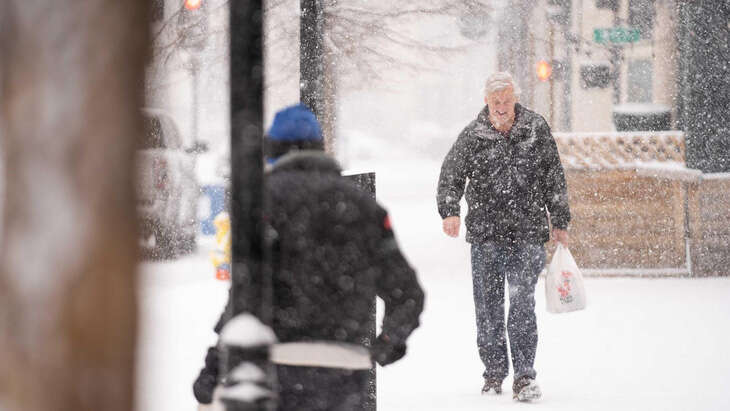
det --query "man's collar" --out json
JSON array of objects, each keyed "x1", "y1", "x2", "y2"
[{"x1": 268, "y1": 150, "x2": 342, "y2": 174}]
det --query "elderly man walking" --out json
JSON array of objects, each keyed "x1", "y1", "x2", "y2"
[{"x1": 437, "y1": 72, "x2": 571, "y2": 401}]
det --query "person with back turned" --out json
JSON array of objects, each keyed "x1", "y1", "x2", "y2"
[{"x1": 194, "y1": 103, "x2": 424, "y2": 410}]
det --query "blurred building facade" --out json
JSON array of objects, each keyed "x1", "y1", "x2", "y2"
[
  {"x1": 510, "y1": 0, "x2": 729, "y2": 171},
  {"x1": 511, "y1": 0, "x2": 680, "y2": 133}
]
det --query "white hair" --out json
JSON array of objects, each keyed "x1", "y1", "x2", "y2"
[{"x1": 483, "y1": 72, "x2": 521, "y2": 99}]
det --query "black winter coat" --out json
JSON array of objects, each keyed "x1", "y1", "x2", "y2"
[
  {"x1": 219, "y1": 151, "x2": 424, "y2": 348},
  {"x1": 194, "y1": 152, "x2": 422, "y2": 403},
  {"x1": 437, "y1": 104, "x2": 571, "y2": 244}
]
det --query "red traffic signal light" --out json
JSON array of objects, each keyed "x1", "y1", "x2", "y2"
[
  {"x1": 536, "y1": 60, "x2": 552, "y2": 81},
  {"x1": 184, "y1": 0, "x2": 202, "y2": 11}
]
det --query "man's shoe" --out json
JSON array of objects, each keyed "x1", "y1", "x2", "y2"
[
  {"x1": 512, "y1": 376, "x2": 541, "y2": 402},
  {"x1": 481, "y1": 378, "x2": 503, "y2": 395}
]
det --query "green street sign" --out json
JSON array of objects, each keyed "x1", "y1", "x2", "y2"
[{"x1": 594, "y1": 27, "x2": 641, "y2": 44}]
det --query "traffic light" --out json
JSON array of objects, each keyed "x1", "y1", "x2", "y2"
[
  {"x1": 184, "y1": 0, "x2": 202, "y2": 11},
  {"x1": 537, "y1": 60, "x2": 552, "y2": 82},
  {"x1": 177, "y1": 0, "x2": 208, "y2": 51}
]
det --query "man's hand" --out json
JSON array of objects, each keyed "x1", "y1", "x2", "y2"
[
  {"x1": 371, "y1": 334, "x2": 407, "y2": 366},
  {"x1": 552, "y1": 228, "x2": 569, "y2": 245},
  {"x1": 442, "y1": 216, "x2": 460, "y2": 238}
]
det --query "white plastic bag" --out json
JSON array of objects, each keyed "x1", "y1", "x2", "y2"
[{"x1": 545, "y1": 244, "x2": 586, "y2": 313}]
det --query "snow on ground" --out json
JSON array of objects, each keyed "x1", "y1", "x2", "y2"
[
  {"x1": 135, "y1": 240, "x2": 229, "y2": 411},
  {"x1": 136, "y1": 138, "x2": 730, "y2": 411}
]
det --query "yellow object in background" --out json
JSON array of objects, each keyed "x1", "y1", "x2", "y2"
[{"x1": 210, "y1": 212, "x2": 231, "y2": 281}]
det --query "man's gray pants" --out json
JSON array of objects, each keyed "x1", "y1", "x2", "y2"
[{"x1": 471, "y1": 242, "x2": 546, "y2": 382}]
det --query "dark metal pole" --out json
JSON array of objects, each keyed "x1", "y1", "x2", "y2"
[
  {"x1": 344, "y1": 172, "x2": 377, "y2": 411},
  {"x1": 221, "y1": 1, "x2": 276, "y2": 410},
  {"x1": 300, "y1": 0, "x2": 325, "y2": 118},
  {"x1": 229, "y1": 0, "x2": 265, "y2": 327}
]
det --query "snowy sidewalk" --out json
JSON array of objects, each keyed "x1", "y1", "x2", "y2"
[{"x1": 377, "y1": 275, "x2": 730, "y2": 411}]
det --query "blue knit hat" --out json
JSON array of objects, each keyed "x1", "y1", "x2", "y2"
[
  {"x1": 264, "y1": 104, "x2": 324, "y2": 161},
  {"x1": 268, "y1": 103, "x2": 322, "y2": 142}
]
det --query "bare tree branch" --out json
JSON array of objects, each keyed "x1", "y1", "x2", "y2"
[{"x1": 150, "y1": 0, "x2": 494, "y2": 89}]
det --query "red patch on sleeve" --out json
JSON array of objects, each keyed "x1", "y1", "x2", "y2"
[{"x1": 383, "y1": 215, "x2": 392, "y2": 230}]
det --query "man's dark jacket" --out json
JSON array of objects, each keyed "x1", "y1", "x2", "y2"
[
  {"x1": 437, "y1": 103, "x2": 571, "y2": 244},
  {"x1": 195, "y1": 152, "x2": 424, "y2": 404},
  {"x1": 218, "y1": 151, "x2": 423, "y2": 348}
]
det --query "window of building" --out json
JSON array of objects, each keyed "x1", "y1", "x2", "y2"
[
  {"x1": 627, "y1": 59, "x2": 653, "y2": 103},
  {"x1": 628, "y1": 0, "x2": 655, "y2": 39}
]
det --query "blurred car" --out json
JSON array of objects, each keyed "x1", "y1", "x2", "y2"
[{"x1": 137, "y1": 108, "x2": 205, "y2": 258}]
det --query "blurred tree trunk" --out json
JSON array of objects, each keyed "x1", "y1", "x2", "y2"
[
  {"x1": 0, "y1": 2, "x2": 148, "y2": 410},
  {"x1": 300, "y1": 0, "x2": 339, "y2": 152},
  {"x1": 320, "y1": 29, "x2": 339, "y2": 154},
  {"x1": 300, "y1": 0, "x2": 338, "y2": 154}
]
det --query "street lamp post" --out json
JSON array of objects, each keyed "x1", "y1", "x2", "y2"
[{"x1": 220, "y1": 1, "x2": 277, "y2": 410}]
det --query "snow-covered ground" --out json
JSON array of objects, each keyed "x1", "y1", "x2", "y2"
[{"x1": 136, "y1": 142, "x2": 730, "y2": 411}]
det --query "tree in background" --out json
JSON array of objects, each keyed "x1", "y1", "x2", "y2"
[
  {"x1": 0, "y1": 2, "x2": 148, "y2": 410},
  {"x1": 150, "y1": 0, "x2": 494, "y2": 149},
  {"x1": 276, "y1": 0, "x2": 494, "y2": 149}
]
